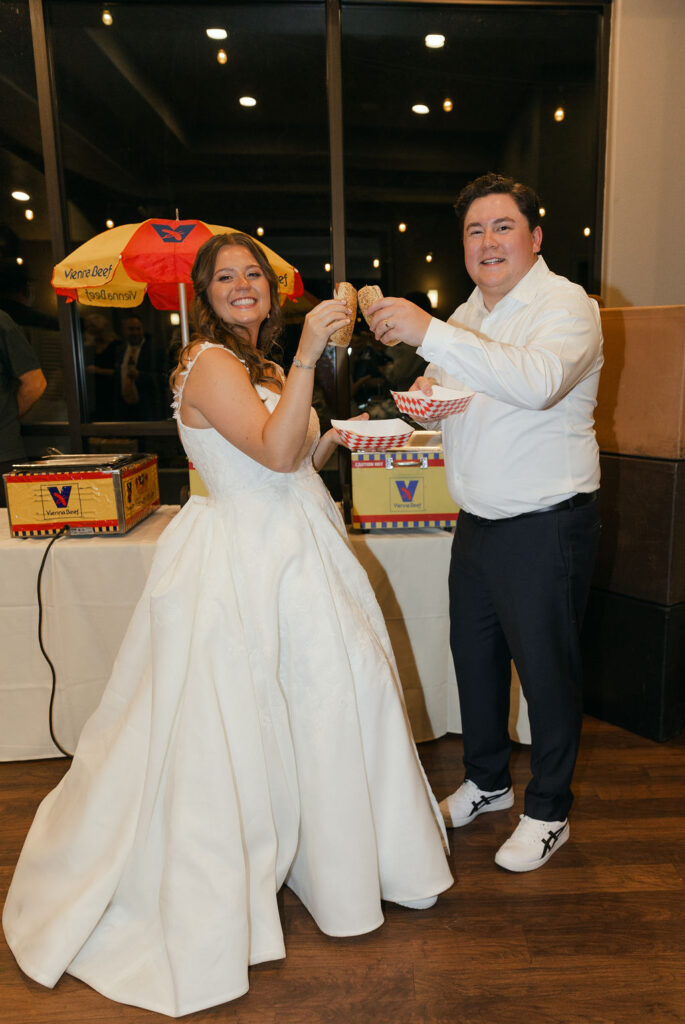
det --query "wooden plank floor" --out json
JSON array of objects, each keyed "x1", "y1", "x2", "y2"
[{"x1": 1, "y1": 716, "x2": 684, "y2": 1024}]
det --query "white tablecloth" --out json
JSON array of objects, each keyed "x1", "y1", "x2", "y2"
[{"x1": 0, "y1": 507, "x2": 529, "y2": 760}]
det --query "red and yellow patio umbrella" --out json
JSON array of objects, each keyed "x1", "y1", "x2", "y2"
[{"x1": 52, "y1": 219, "x2": 304, "y2": 344}]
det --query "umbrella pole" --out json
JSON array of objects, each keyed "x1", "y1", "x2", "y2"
[{"x1": 178, "y1": 281, "x2": 190, "y2": 347}]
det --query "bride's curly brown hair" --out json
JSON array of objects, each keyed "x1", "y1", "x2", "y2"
[{"x1": 170, "y1": 232, "x2": 285, "y2": 393}]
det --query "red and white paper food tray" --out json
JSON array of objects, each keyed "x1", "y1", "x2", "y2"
[
  {"x1": 331, "y1": 418, "x2": 414, "y2": 452},
  {"x1": 391, "y1": 385, "x2": 474, "y2": 421}
]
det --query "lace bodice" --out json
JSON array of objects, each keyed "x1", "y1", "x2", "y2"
[{"x1": 172, "y1": 341, "x2": 320, "y2": 501}]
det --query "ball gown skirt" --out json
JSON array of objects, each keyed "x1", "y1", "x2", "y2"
[{"x1": 3, "y1": 345, "x2": 453, "y2": 1016}]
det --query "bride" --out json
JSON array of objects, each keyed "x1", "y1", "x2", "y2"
[{"x1": 3, "y1": 232, "x2": 453, "y2": 1017}]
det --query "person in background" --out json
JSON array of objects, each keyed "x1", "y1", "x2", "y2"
[
  {"x1": 366, "y1": 172, "x2": 603, "y2": 873},
  {"x1": 349, "y1": 328, "x2": 392, "y2": 412},
  {"x1": 0, "y1": 259, "x2": 58, "y2": 331},
  {"x1": 118, "y1": 315, "x2": 165, "y2": 419},
  {"x1": 82, "y1": 312, "x2": 120, "y2": 421},
  {"x1": 0, "y1": 307, "x2": 47, "y2": 506}
]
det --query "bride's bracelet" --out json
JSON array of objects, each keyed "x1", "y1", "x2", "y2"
[{"x1": 292, "y1": 356, "x2": 317, "y2": 371}]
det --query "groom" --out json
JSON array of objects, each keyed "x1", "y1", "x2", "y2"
[{"x1": 366, "y1": 172, "x2": 603, "y2": 872}]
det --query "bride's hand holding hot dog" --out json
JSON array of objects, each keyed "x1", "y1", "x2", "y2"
[
  {"x1": 297, "y1": 297, "x2": 352, "y2": 365},
  {"x1": 366, "y1": 296, "x2": 433, "y2": 349}
]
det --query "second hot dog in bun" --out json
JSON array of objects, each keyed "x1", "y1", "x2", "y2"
[{"x1": 358, "y1": 285, "x2": 400, "y2": 346}]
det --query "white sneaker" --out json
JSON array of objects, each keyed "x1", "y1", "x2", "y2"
[
  {"x1": 439, "y1": 779, "x2": 514, "y2": 828},
  {"x1": 495, "y1": 814, "x2": 570, "y2": 873}
]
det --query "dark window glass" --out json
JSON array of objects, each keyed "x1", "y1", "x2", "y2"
[
  {"x1": 0, "y1": 1, "x2": 66, "y2": 424},
  {"x1": 46, "y1": 1, "x2": 331, "y2": 497},
  {"x1": 341, "y1": 3, "x2": 604, "y2": 417},
  {"x1": 47, "y1": 0, "x2": 331, "y2": 427}
]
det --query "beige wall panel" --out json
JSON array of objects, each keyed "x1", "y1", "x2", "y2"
[
  {"x1": 602, "y1": 0, "x2": 685, "y2": 307},
  {"x1": 596, "y1": 306, "x2": 685, "y2": 458}
]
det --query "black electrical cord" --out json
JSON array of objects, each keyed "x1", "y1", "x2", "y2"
[{"x1": 36, "y1": 527, "x2": 73, "y2": 758}]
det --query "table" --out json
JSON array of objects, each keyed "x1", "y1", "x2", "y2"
[
  {"x1": 350, "y1": 529, "x2": 530, "y2": 746},
  {"x1": 1, "y1": 507, "x2": 529, "y2": 760}
]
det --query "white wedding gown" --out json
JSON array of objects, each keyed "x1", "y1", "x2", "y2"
[{"x1": 3, "y1": 342, "x2": 453, "y2": 1017}]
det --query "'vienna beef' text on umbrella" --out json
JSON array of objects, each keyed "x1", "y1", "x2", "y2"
[{"x1": 52, "y1": 219, "x2": 304, "y2": 345}]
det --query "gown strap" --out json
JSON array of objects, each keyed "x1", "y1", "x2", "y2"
[{"x1": 171, "y1": 342, "x2": 244, "y2": 423}]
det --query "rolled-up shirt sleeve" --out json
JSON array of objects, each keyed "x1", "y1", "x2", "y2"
[{"x1": 418, "y1": 295, "x2": 602, "y2": 412}]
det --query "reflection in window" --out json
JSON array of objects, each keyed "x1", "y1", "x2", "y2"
[
  {"x1": 0, "y1": 1, "x2": 65, "y2": 423},
  {"x1": 79, "y1": 307, "x2": 172, "y2": 422}
]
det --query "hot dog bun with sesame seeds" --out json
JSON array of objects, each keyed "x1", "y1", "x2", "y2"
[
  {"x1": 357, "y1": 284, "x2": 383, "y2": 326},
  {"x1": 328, "y1": 282, "x2": 358, "y2": 347},
  {"x1": 358, "y1": 284, "x2": 399, "y2": 345}
]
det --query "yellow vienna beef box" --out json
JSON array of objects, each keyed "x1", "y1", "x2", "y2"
[
  {"x1": 188, "y1": 461, "x2": 208, "y2": 497},
  {"x1": 4, "y1": 454, "x2": 159, "y2": 537},
  {"x1": 351, "y1": 430, "x2": 459, "y2": 530}
]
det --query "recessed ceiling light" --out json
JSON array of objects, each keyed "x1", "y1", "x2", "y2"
[
  {"x1": 425, "y1": 253, "x2": 433, "y2": 263},
  {"x1": 206, "y1": 28, "x2": 227, "y2": 40},
  {"x1": 539, "y1": 207, "x2": 546, "y2": 217},
  {"x1": 256, "y1": 226, "x2": 264, "y2": 237},
  {"x1": 583, "y1": 226, "x2": 592, "y2": 237},
  {"x1": 170, "y1": 313, "x2": 181, "y2": 326},
  {"x1": 11, "y1": 190, "x2": 30, "y2": 201},
  {"x1": 443, "y1": 98, "x2": 453, "y2": 112},
  {"x1": 373, "y1": 259, "x2": 380, "y2": 269},
  {"x1": 105, "y1": 219, "x2": 114, "y2": 228},
  {"x1": 25, "y1": 209, "x2": 34, "y2": 221},
  {"x1": 398, "y1": 222, "x2": 407, "y2": 233},
  {"x1": 425, "y1": 34, "x2": 445, "y2": 49},
  {"x1": 102, "y1": 8, "x2": 113, "y2": 27},
  {"x1": 427, "y1": 289, "x2": 439, "y2": 309},
  {"x1": 240, "y1": 96, "x2": 257, "y2": 108},
  {"x1": 324, "y1": 262, "x2": 331, "y2": 272},
  {"x1": 412, "y1": 104, "x2": 429, "y2": 116},
  {"x1": 16, "y1": 257, "x2": 24, "y2": 265},
  {"x1": 217, "y1": 49, "x2": 228, "y2": 64},
  {"x1": 554, "y1": 106, "x2": 565, "y2": 122}
]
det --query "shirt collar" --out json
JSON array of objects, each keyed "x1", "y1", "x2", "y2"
[{"x1": 467, "y1": 255, "x2": 550, "y2": 316}]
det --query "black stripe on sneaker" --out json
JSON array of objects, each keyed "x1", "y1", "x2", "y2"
[
  {"x1": 540, "y1": 823, "x2": 567, "y2": 858},
  {"x1": 471, "y1": 787, "x2": 510, "y2": 814}
]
